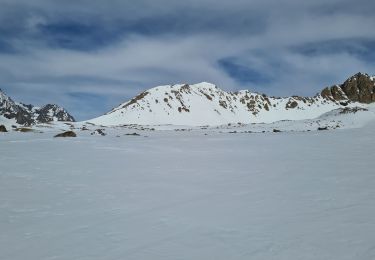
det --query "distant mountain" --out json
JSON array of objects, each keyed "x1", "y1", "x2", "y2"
[
  {"x1": 0, "y1": 89, "x2": 75, "y2": 126},
  {"x1": 88, "y1": 73, "x2": 374, "y2": 126}
]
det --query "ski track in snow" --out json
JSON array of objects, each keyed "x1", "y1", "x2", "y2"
[{"x1": 1, "y1": 121, "x2": 375, "y2": 259}]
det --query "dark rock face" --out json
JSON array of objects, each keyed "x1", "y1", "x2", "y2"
[
  {"x1": 341, "y1": 73, "x2": 375, "y2": 103},
  {"x1": 54, "y1": 131, "x2": 77, "y2": 138},
  {"x1": 0, "y1": 125, "x2": 7, "y2": 132},
  {"x1": 0, "y1": 91, "x2": 33, "y2": 125},
  {"x1": 35, "y1": 104, "x2": 75, "y2": 123},
  {"x1": 321, "y1": 73, "x2": 375, "y2": 103},
  {"x1": 0, "y1": 89, "x2": 75, "y2": 125},
  {"x1": 3, "y1": 110, "x2": 35, "y2": 125},
  {"x1": 285, "y1": 100, "x2": 298, "y2": 109},
  {"x1": 331, "y1": 85, "x2": 348, "y2": 101}
]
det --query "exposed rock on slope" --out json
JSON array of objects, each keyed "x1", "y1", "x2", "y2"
[
  {"x1": 321, "y1": 72, "x2": 375, "y2": 103},
  {"x1": 0, "y1": 124, "x2": 7, "y2": 132},
  {"x1": 54, "y1": 131, "x2": 77, "y2": 138},
  {"x1": 0, "y1": 89, "x2": 75, "y2": 125}
]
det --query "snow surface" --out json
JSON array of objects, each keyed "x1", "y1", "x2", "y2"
[
  {"x1": 0, "y1": 115, "x2": 17, "y2": 129},
  {"x1": 1, "y1": 109, "x2": 375, "y2": 260}
]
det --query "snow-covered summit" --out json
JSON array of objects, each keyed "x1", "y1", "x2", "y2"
[
  {"x1": 89, "y1": 73, "x2": 374, "y2": 126},
  {"x1": 84, "y1": 88, "x2": 335, "y2": 126}
]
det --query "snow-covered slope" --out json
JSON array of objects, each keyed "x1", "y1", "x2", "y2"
[
  {"x1": 0, "y1": 89, "x2": 75, "y2": 127},
  {"x1": 89, "y1": 73, "x2": 374, "y2": 126},
  {"x1": 2, "y1": 118, "x2": 375, "y2": 260}
]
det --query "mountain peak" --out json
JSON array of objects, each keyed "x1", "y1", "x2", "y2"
[
  {"x1": 86, "y1": 84, "x2": 326, "y2": 126},
  {"x1": 346, "y1": 72, "x2": 372, "y2": 82},
  {"x1": 150, "y1": 82, "x2": 217, "y2": 92},
  {"x1": 89, "y1": 73, "x2": 374, "y2": 126},
  {"x1": 322, "y1": 72, "x2": 375, "y2": 104},
  {"x1": 0, "y1": 89, "x2": 75, "y2": 125}
]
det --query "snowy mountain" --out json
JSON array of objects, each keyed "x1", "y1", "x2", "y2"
[
  {"x1": 0, "y1": 89, "x2": 75, "y2": 126},
  {"x1": 89, "y1": 72, "x2": 375, "y2": 126}
]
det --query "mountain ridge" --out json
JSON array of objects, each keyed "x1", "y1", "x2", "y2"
[
  {"x1": 88, "y1": 72, "x2": 375, "y2": 126},
  {"x1": 0, "y1": 89, "x2": 75, "y2": 126}
]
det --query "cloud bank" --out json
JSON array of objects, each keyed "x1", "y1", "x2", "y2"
[{"x1": 0, "y1": 0, "x2": 374, "y2": 120}]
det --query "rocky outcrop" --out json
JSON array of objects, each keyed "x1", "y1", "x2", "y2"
[
  {"x1": 54, "y1": 131, "x2": 77, "y2": 138},
  {"x1": 0, "y1": 89, "x2": 75, "y2": 125},
  {"x1": 285, "y1": 100, "x2": 298, "y2": 109},
  {"x1": 0, "y1": 125, "x2": 7, "y2": 132},
  {"x1": 321, "y1": 73, "x2": 375, "y2": 104},
  {"x1": 35, "y1": 104, "x2": 75, "y2": 123}
]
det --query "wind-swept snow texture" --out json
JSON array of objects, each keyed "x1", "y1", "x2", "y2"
[{"x1": 1, "y1": 120, "x2": 375, "y2": 259}]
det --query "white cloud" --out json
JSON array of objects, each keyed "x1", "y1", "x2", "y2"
[{"x1": 0, "y1": 0, "x2": 374, "y2": 119}]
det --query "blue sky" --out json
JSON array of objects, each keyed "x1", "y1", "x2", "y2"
[{"x1": 0, "y1": 0, "x2": 375, "y2": 120}]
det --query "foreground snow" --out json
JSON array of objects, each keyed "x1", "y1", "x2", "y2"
[{"x1": 1, "y1": 117, "x2": 375, "y2": 260}]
